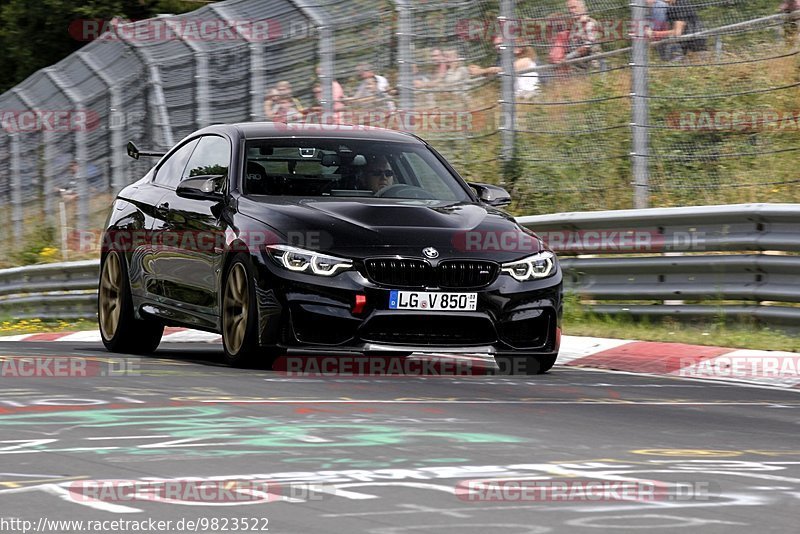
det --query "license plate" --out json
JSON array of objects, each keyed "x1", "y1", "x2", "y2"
[{"x1": 388, "y1": 290, "x2": 477, "y2": 311}]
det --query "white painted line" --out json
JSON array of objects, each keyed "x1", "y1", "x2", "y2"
[
  {"x1": 86, "y1": 435, "x2": 171, "y2": 441},
  {"x1": 572, "y1": 365, "x2": 800, "y2": 393},
  {"x1": 195, "y1": 399, "x2": 797, "y2": 406}
]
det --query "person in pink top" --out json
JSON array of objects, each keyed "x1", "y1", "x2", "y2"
[{"x1": 315, "y1": 65, "x2": 346, "y2": 111}]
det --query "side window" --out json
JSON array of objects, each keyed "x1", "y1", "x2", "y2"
[
  {"x1": 154, "y1": 139, "x2": 199, "y2": 188},
  {"x1": 183, "y1": 136, "x2": 231, "y2": 180}
]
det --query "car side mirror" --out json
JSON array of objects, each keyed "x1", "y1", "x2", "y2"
[
  {"x1": 469, "y1": 182, "x2": 512, "y2": 207},
  {"x1": 176, "y1": 175, "x2": 225, "y2": 201}
]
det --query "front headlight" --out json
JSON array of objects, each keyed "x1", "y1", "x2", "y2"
[
  {"x1": 266, "y1": 245, "x2": 352, "y2": 276},
  {"x1": 501, "y1": 251, "x2": 556, "y2": 281}
]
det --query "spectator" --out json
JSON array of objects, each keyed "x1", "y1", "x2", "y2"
[
  {"x1": 648, "y1": 0, "x2": 681, "y2": 60},
  {"x1": 442, "y1": 49, "x2": 470, "y2": 85},
  {"x1": 779, "y1": 1, "x2": 799, "y2": 46},
  {"x1": 559, "y1": 0, "x2": 602, "y2": 69},
  {"x1": 307, "y1": 85, "x2": 330, "y2": 123},
  {"x1": 546, "y1": 13, "x2": 572, "y2": 66},
  {"x1": 353, "y1": 63, "x2": 390, "y2": 99},
  {"x1": 427, "y1": 49, "x2": 450, "y2": 84},
  {"x1": 358, "y1": 155, "x2": 394, "y2": 194},
  {"x1": 647, "y1": 0, "x2": 707, "y2": 58},
  {"x1": 513, "y1": 44, "x2": 540, "y2": 99},
  {"x1": 315, "y1": 66, "x2": 346, "y2": 112},
  {"x1": 467, "y1": 36, "x2": 539, "y2": 96},
  {"x1": 411, "y1": 63, "x2": 430, "y2": 89},
  {"x1": 349, "y1": 76, "x2": 395, "y2": 113},
  {"x1": 411, "y1": 62, "x2": 436, "y2": 109},
  {"x1": 413, "y1": 49, "x2": 448, "y2": 93},
  {"x1": 264, "y1": 81, "x2": 304, "y2": 121},
  {"x1": 649, "y1": 0, "x2": 670, "y2": 30},
  {"x1": 468, "y1": 35, "x2": 503, "y2": 77}
]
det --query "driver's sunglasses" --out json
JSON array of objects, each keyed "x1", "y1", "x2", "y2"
[{"x1": 368, "y1": 169, "x2": 394, "y2": 178}]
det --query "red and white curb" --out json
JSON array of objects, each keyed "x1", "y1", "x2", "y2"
[
  {"x1": 1, "y1": 329, "x2": 798, "y2": 388},
  {"x1": 0, "y1": 327, "x2": 220, "y2": 344}
]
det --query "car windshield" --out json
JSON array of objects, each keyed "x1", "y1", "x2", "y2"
[{"x1": 243, "y1": 138, "x2": 471, "y2": 202}]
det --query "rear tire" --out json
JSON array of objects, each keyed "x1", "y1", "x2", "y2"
[{"x1": 98, "y1": 250, "x2": 163, "y2": 354}]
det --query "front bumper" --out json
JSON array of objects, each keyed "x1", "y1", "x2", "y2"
[{"x1": 253, "y1": 253, "x2": 563, "y2": 356}]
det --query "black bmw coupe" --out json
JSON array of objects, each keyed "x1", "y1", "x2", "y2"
[{"x1": 98, "y1": 123, "x2": 562, "y2": 373}]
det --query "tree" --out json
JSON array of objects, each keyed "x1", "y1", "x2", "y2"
[{"x1": 0, "y1": 0, "x2": 209, "y2": 94}]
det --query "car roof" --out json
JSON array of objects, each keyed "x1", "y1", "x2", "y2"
[{"x1": 207, "y1": 122, "x2": 424, "y2": 143}]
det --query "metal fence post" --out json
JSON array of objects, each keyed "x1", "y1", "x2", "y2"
[
  {"x1": 146, "y1": 64, "x2": 175, "y2": 149},
  {"x1": 116, "y1": 30, "x2": 175, "y2": 149},
  {"x1": 499, "y1": 0, "x2": 516, "y2": 166},
  {"x1": 247, "y1": 43, "x2": 267, "y2": 120},
  {"x1": 396, "y1": 0, "x2": 413, "y2": 112},
  {"x1": 44, "y1": 68, "x2": 90, "y2": 231},
  {"x1": 12, "y1": 87, "x2": 56, "y2": 224},
  {"x1": 74, "y1": 108, "x2": 89, "y2": 231},
  {"x1": 319, "y1": 25, "x2": 334, "y2": 115},
  {"x1": 42, "y1": 131, "x2": 55, "y2": 221},
  {"x1": 9, "y1": 132, "x2": 23, "y2": 243},
  {"x1": 631, "y1": 0, "x2": 650, "y2": 209},
  {"x1": 209, "y1": 3, "x2": 266, "y2": 121},
  {"x1": 166, "y1": 19, "x2": 210, "y2": 129},
  {"x1": 79, "y1": 52, "x2": 124, "y2": 194}
]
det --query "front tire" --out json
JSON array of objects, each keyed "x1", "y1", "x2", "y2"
[
  {"x1": 222, "y1": 253, "x2": 273, "y2": 367},
  {"x1": 98, "y1": 250, "x2": 163, "y2": 354}
]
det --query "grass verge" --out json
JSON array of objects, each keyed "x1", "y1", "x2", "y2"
[
  {"x1": 564, "y1": 294, "x2": 800, "y2": 353},
  {"x1": 0, "y1": 318, "x2": 96, "y2": 336}
]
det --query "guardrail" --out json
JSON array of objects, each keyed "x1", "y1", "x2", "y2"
[
  {"x1": 519, "y1": 203, "x2": 800, "y2": 327},
  {"x1": 0, "y1": 259, "x2": 99, "y2": 320},
  {"x1": 1, "y1": 203, "x2": 799, "y2": 327}
]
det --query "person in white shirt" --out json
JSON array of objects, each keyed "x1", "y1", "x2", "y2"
[
  {"x1": 513, "y1": 45, "x2": 540, "y2": 99},
  {"x1": 353, "y1": 63, "x2": 389, "y2": 98}
]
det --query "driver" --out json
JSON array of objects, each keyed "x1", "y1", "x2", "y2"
[{"x1": 360, "y1": 155, "x2": 394, "y2": 194}]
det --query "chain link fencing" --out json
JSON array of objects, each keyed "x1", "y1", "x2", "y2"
[{"x1": 0, "y1": 0, "x2": 798, "y2": 266}]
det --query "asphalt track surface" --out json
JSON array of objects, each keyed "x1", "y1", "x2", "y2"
[{"x1": 0, "y1": 341, "x2": 798, "y2": 534}]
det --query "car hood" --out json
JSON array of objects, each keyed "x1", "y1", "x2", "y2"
[{"x1": 237, "y1": 197, "x2": 542, "y2": 260}]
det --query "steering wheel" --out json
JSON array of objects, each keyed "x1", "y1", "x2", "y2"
[{"x1": 375, "y1": 183, "x2": 436, "y2": 200}]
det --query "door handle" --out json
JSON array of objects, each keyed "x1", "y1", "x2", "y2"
[{"x1": 156, "y1": 201, "x2": 170, "y2": 215}]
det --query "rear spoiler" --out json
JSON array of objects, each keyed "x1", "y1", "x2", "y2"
[{"x1": 127, "y1": 141, "x2": 166, "y2": 160}]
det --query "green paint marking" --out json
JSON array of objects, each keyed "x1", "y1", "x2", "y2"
[{"x1": 0, "y1": 406, "x2": 524, "y2": 455}]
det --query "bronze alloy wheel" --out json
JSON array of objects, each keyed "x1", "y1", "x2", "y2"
[
  {"x1": 223, "y1": 262, "x2": 249, "y2": 355},
  {"x1": 97, "y1": 250, "x2": 163, "y2": 354},
  {"x1": 99, "y1": 251, "x2": 123, "y2": 340}
]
